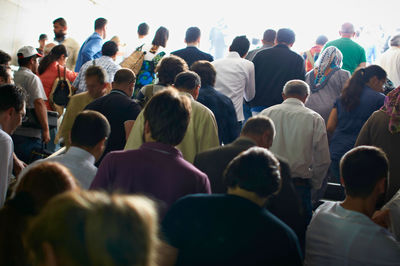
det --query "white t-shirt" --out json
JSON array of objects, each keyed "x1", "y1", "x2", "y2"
[
  {"x1": 305, "y1": 201, "x2": 400, "y2": 266},
  {"x1": 0, "y1": 126, "x2": 13, "y2": 207}
]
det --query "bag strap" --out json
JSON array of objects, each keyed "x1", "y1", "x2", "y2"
[{"x1": 306, "y1": 51, "x2": 315, "y2": 66}]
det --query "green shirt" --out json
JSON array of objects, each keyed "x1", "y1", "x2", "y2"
[{"x1": 323, "y1": 38, "x2": 366, "y2": 74}]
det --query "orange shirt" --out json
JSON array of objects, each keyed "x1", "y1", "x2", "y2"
[{"x1": 39, "y1": 62, "x2": 78, "y2": 110}]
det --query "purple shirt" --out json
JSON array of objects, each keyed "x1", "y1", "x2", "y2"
[{"x1": 90, "y1": 142, "x2": 211, "y2": 215}]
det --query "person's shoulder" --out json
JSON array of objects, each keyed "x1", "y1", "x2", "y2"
[
  {"x1": 191, "y1": 99, "x2": 214, "y2": 115},
  {"x1": 0, "y1": 129, "x2": 12, "y2": 144},
  {"x1": 171, "y1": 47, "x2": 186, "y2": 55}
]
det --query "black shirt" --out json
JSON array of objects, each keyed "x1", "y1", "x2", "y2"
[
  {"x1": 250, "y1": 44, "x2": 305, "y2": 108},
  {"x1": 162, "y1": 194, "x2": 303, "y2": 266},
  {"x1": 85, "y1": 90, "x2": 141, "y2": 164},
  {"x1": 171, "y1": 46, "x2": 213, "y2": 67}
]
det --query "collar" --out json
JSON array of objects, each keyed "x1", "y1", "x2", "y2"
[
  {"x1": 178, "y1": 91, "x2": 195, "y2": 101},
  {"x1": 282, "y1": 97, "x2": 305, "y2": 107},
  {"x1": 18, "y1": 66, "x2": 33, "y2": 73},
  {"x1": 140, "y1": 142, "x2": 183, "y2": 157},
  {"x1": 232, "y1": 137, "x2": 257, "y2": 147},
  {"x1": 275, "y1": 43, "x2": 290, "y2": 49},
  {"x1": 100, "y1": 55, "x2": 114, "y2": 62},
  {"x1": 110, "y1": 89, "x2": 129, "y2": 97},
  {"x1": 186, "y1": 44, "x2": 198, "y2": 48},
  {"x1": 66, "y1": 146, "x2": 96, "y2": 165},
  {"x1": 227, "y1": 51, "x2": 241, "y2": 58}
]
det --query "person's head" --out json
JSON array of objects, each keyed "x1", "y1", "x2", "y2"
[
  {"x1": 262, "y1": 29, "x2": 276, "y2": 45},
  {"x1": 101, "y1": 41, "x2": 119, "y2": 59},
  {"x1": 185, "y1": 27, "x2": 201, "y2": 44},
  {"x1": 53, "y1": 17, "x2": 67, "y2": 39},
  {"x1": 276, "y1": 28, "x2": 296, "y2": 46},
  {"x1": 85, "y1": 65, "x2": 108, "y2": 98},
  {"x1": 190, "y1": 60, "x2": 216, "y2": 87},
  {"x1": 316, "y1": 35, "x2": 328, "y2": 46},
  {"x1": 173, "y1": 71, "x2": 201, "y2": 99},
  {"x1": 155, "y1": 55, "x2": 188, "y2": 86},
  {"x1": 314, "y1": 46, "x2": 343, "y2": 71},
  {"x1": 38, "y1": 44, "x2": 68, "y2": 75},
  {"x1": 26, "y1": 191, "x2": 159, "y2": 266},
  {"x1": 0, "y1": 50, "x2": 11, "y2": 65},
  {"x1": 224, "y1": 147, "x2": 281, "y2": 204},
  {"x1": 340, "y1": 146, "x2": 388, "y2": 202},
  {"x1": 0, "y1": 64, "x2": 13, "y2": 84},
  {"x1": 112, "y1": 68, "x2": 136, "y2": 97},
  {"x1": 94, "y1": 17, "x2": 108, "y2": 39},
  {"x1": 17, "y1": 46, "x2": 42, "y2": 73},
  {"x1": 0, "y1": 84, "x2": 26, "y2": 134},
  {"x1": 38, "y1": 34, "x2": 48, "y2": 49},
  {"x1": 282, "y1": 80, "x2": 310, "y2": 102},
  {"x1": 152, "y1": 26, "x2": 169, "y2": 48},
  {"x1": 341, "y1": 65, "x2": 387, "y2": 111},
  {"x1": 143, "y1": 88, "x2": 191, "y2": 146},
  {"x1": 70, "y1": 110, "x2": 110, "y2": 162},
  {"x1": 229, "y1": 35, "x2": 250, "y2": 58},
  {"x1": 390, "y1": 34, "x2": 400, "y2": 47},
  {"x1": 339, "y1": 22, "x2": 356, "y2": 38},
  {"x1": 14, "y1": 162, "x2": 78, "y2": 214},
  {"x1": 241, "y1": 116, "x2": 276, "y2": 149},
  {"x1": 137, "y1": 22, "x2": 149, "y2": 38}
]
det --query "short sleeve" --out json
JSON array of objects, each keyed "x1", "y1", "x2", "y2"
[{"x1": 30, "y1": 75, "x2": 47, "y2": 101}]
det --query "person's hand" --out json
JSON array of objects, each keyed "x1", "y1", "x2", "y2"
[
  {"x1": 13, "y1": 153, "x2": 27, "y2": 176},
  {"x1": 42, "y1": 128, "x2": 50, "y2": 144},
  {"x1": 372, "y1": 209, "x2": 390, "y2": 228}
]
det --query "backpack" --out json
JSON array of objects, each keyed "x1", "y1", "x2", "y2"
[
  {"x1": 120, "y1": 44, "x2": 146, "y2": 75},
  {"x1": 50, "y1": 65, "x2": 72, "y2": 108}
]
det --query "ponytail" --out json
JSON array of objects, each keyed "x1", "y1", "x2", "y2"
[{"x1": 38, "y1": 44, "x2": 67, "y2": 75}]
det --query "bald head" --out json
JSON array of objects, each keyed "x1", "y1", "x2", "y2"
[
  {"x1": 340, "y1": 23, "x2": 355, "y2": 38},
  {"x1": 241, "y1": 116, "x2": 275, "y2": 148}
]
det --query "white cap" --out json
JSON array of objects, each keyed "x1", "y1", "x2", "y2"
[{"x1": 17, "y1": 46, "x2": 42, "y2": 59}]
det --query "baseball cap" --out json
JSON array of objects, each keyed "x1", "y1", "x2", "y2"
[{"x1": 17, "y1": 46, "x2": 42, "y2": 59}]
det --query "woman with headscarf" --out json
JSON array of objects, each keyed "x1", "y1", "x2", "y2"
[
  {"x1": 356, "y1": 86, "x2": 400, "y2": 201},
  {"x1": 305, "y1": 46, "x2": 351, "y2": 123}
]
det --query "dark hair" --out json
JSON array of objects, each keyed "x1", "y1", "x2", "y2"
[
  {"x1": 190, "y1": 60, "x2": 216, "y2": 87},
  {"x1": 17, "y1": 55, "x2": 36, "y2": 67},
  {"x1": 174, "y1": 71, "x2": 201, "y2": 91},
  {"x1": 185, "y1": 27, "x2": 201, "y2": 43},
  {"x1": 71, "y1": 111, "x2": 110, "y2": 148},
  {"x1": 39, "y1": 34, "x2": 48, "y2": 41},
  {"x1": 316, "y1": 35, "x2": 328, "y2": 45},
  {"x1": 144, "y1": 89, "x2": 191, "y2": 145},
  {"x1": 276, "y1": 28, "x2": 295, "y2": 45},
  {"x1": 263, "y1": 29, "x2": 276, "y2": 43},
  {"x1": 241, "y1": 116, "x2": 275, "y2": 137},
  {"x1": 138, "y1": 23, "x2": 149, "y2": 36},
  {"x1": 156, "y1": 55, "x2": 188, "y2": 85},
  {"x1": 224, "y1": 147, "x2": 281, "y2": 197},
  {"x1": 0, "y1": 84, "x2": 26, "y2": 112},
  {"x1": 152, "y1": 27, "x2": 169, "y2": 48},
  {"x1": 0, "y1": 50, "x2": 11, "y2": 65},
  {"x1": 94, "y1": 17, "x2": 107, "y2": 30},
  {"x1": 101, "y1": 41, "x2": 118, "y2": 57},
  {"x1": 85, "y1": 65, "x2": 107, "y2": 85},
  {"x1": 53, "y1": 17, "x2": 67, "y2": 27},
  {"x1": 341, "y1": 65, "x2": 386, "y2": 111},
  {"x1": 229, "y1": 36, "x2": 250, "y2": 57},
  {"x1": 0, "y1": 64, "x2": 11, "y2": 83},
  {"x1": 340, "y1": 146, "x2": 388, "y2": 198},
  {"x1": 113, "y1": 68, "x2": 135, "y2": 85},
  {"x1": 38, "y1": 44, "x2": 67, "y2": 75}
]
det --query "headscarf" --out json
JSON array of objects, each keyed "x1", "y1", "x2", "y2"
[
  {"x1": 310, "y1": 46, "x2": 343, "y2": 93},
  {"x1": 380, "y1": 86, "x2": 400, "y2": 133}
]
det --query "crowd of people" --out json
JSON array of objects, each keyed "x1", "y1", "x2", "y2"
[{"x1": 0, "y1": 16, "x2": 399, "y2": 265}]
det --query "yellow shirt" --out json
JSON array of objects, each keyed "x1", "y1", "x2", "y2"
[{"x1": 125, "y1": 93, "x2": 220, "y2": 163}]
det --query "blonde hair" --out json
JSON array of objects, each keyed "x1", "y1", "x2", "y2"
[{"x1": 26, "y1": 191, "x2": 159, "y2": 266}]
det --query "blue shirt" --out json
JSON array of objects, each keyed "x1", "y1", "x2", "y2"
[
  {"x1": 330, "y1": 86, "x2": 385, "y2": 161},
  {"x1": 197, "y1": 85, "x2": 239, "y2": 144},
  {"x1": 75, "y1": 32, "x2": 103, "y2": 72}
]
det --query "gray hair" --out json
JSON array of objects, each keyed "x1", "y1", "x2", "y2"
[
  {"x1": 390, "y1": 34, "x2": 400, "y2": 47},
  {"x1": 283, "y1": 80, "x2": 310, "y2": 97}
]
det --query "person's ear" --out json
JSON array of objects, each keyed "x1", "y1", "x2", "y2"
[
  {"x1": 376, "y1": 178, "x2": 387, "y2": 195},
  {"x1": 282, "y1": 93, "x2": 287, "y2": 100},
  {"x1": 340, "y1": 176, "x2": 345, "y2": 187},
  {"x1": 42, "y1": 242, "x2": 58, "y2": 266},
  {"x1": 262, "y1": 131, "x2": 272, "y2": 149},
  {"x1": 193, "y1": 85, "x2": 200, "y2": 99}
]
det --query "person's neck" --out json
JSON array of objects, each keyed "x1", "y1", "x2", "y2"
[
  {"x1": 112, "y1": 86, "x2": 129, "y2": 96},
  {"x1": 95, "y1": 29, "x2": 104, "y2": 39},
  {"x1": 186, "y1": 42, "x2": 198, "y2": 47},
  {"x1": 227, "y1": 187, "x2": 267, "y2": 207},
  {"x1": 0, "y1": 119, "x2": 10, "y2": 135},
  {"x1": 263, "y1": 41, "x2": 274, "y2": 47},
  {"x1": 340, "y1": 196, "x2": 376, "y2": 218}
]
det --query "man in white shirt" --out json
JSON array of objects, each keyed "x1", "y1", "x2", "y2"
[
  {"x1": 305, "y1": 146, "x2": 400, "y2": 265},
  {"x1": 212, "y1": 36, "x2": 255, "y2": 128},
  {"x1": 0, "y1": 84, "x2": 26, "y2": 207},
  {"x1": 21, "y1": 110, "x2": 110, "y2": 189},
  {"x1": 260, "y1": 80, "x2": 330, "y2": 223},
  {"x1": 379, "y1": 34, "x2": 400, "y2": 88}
]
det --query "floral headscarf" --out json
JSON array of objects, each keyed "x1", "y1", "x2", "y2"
[
  {"x1": 310, "y1": 46, "x2": 343, "y2": 93},
  {"x1": 380, "y1": 86, "x2": 400, "y2": 133}
]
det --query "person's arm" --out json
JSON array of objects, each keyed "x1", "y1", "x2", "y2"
[
  {"x1": 355, "y1": 114, "x2": 373, "y2": 146},
  {"x1": 65, "y1": 67, "x2": 78, "y2": 82},
  {"x1": 197, "y1": 111, "x2": 220, "y2": 154},
  {"x1": 34, "y1": 98, "x2": 50, "y2": 143},
  {"x1": 244, "y1": 62, "x2": 256, "y2": 102},
  {"x1": 12, "y1": 153, "x2": 26, "y2": 177},
  {"x1": 0, "y1": 137, "x2": 13, "y2": 207},
  {"x1": 124, "y1": 120, "x2": 135, "y2": 141},
  {"x1": 358, "y1": 62, "x2": 366, "y2": 69},
  {"x1": 71, "y1": 67, "x2": 83, "y2": 92},
  {"x1": 326, "y1": 107, "x2": 338, "y2": 135}
]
